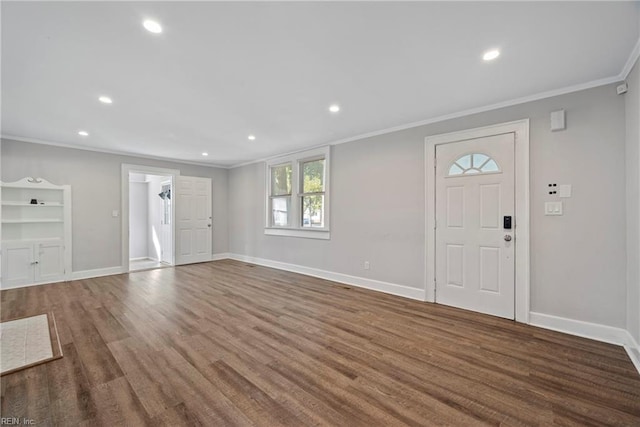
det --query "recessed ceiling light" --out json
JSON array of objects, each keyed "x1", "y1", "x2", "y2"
[
  {"x1": 78, "y1": 130, "x2": 89, "y2": 136},
  {"x1": 483, "y1": 49, "x2": 500, "y2": 61},
  {"x1": 143, "y1": 20, "x2": 163, "y2": 34},
  {"x1": 248, "y1": 135, "x2": 256, "y2": 141},
  {"x1": 202, "y1": 152, "x2": 208, "y2": 156},
  {"x1": 98, "y1": 96, "x2": 113, "y2": 104},
  {"x1": 329, "y1": 104, "x2": 340, "y2": 113}
]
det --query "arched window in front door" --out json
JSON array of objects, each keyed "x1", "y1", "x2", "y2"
[{"x1": 448, "y1": 153, "x2": 500, "y2": 176}]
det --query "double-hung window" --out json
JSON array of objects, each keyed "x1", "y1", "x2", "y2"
[
  {"x1": 265, "y1": 146, "x2": 330, "y2": 239},
  {"x1": 269, "y1": 163, "x2": 292, "y2": 227}
]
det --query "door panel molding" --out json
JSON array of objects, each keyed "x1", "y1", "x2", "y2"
[
  {"x1": 425, "y1": 119, "x2": 530, "y2": 323},
  {"x1": 175, "y1": 176, "x2": 212, "y2": 265}
]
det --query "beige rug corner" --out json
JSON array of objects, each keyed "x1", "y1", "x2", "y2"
[{"x1": 1, "y1": 313, "x2": 61, "y2": 375}]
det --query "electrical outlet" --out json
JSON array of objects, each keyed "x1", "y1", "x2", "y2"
[{"x1": 364, "y1": 261, "x2": 370, "y2": 270}]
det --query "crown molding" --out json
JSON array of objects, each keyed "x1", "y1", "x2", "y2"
[
  {"x1": 621, "y1": 36, "x2": 640, "y2": 80},
  {"x1": 0, "y1": 134, "x2": 231, "y2": 169}
]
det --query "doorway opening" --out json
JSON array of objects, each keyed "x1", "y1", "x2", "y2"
[
  {"x1": 121, "y1": 164, "x2": 179, "y2": 273},
  {"x1": 128, "y1": 172, "x2": 174, "y2": 271}
]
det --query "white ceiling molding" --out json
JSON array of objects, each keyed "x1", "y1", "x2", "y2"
[
  {"x1": 0, "y1": 134, "x2": 228, "y2": 169},
  {"x1": 621, "y1": 37, "x2": 640, "y2": 80}
]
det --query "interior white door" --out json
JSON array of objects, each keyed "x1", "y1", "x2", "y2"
[
  {"x1": 175, "y1": 176, "x2": 212, "y2": 265},
  {"x1": 435, "y1": 133, "x2": 515, "y2": 319}
]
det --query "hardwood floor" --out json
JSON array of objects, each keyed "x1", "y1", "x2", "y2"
[{"x1": 1, "y1": 259, "x2": 639, "y2": 426}]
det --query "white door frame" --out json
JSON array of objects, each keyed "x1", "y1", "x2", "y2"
[
  {"x1": 424, "y1": 119, "x2": 530, "y2": 322},
  {"x1": 121, "y1": 164, "x2": 180, "y2": 272}
]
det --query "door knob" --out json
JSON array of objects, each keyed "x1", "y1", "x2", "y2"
[
  {"x1": 504, "y1": 235, "x2": 512, "y2": 242},
  {"x1": 208, "y1": 224, "x2": 212, "y2": 227}
]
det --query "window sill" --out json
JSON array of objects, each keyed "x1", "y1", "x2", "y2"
[{"x1": 264, "y1": 228, "x2": 330, "y2": 240}]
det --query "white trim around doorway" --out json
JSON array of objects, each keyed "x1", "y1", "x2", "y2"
[
  {"x1": 424, "y1": 119, "x2": 530, "y2": 323},
  {"x1": 121, "y1": 164, "x2": 180, "y2": 273}
]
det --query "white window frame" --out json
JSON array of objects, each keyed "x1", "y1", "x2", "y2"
[{"x1": 265, "y1": 146, "x2": 330, "y2": 240}]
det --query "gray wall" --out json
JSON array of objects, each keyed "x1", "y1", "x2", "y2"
[
  {"x1": 1, "y1": 140, "x2": 229, "y2": 272},
  {"x1": 229, "y1": 83, "x2": 627, "y2": 328},
  {"x1": 626, "y1": 59, "x2": 640, "y2": 343}
]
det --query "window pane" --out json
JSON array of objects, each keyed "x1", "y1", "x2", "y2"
[
  {"x1": 448, "y1": 153, "x2": 500, "y2": 176},
  {"x1": 472, "y1": 153, "x2": 488, "y2": 167},
  {"x1": 271, "y1": 197, "x2": 291, "y2": 226},
  {"x1": 481, "y1": 159, "x2": 499, "y2": 172},
  {"x1": 457, "y1": 154, "x2": 471, "y2": 169},
  {"x1": 302, "y1": 159, "x2": 325, "y2": 193},
  {"x1": 271, "y1": 164, "x2": 292, "y2": 196},
  {"x1": 449, "y1": 164, "x2": 463, "y2": 175},
  {"x1": 301, "y1": 195, "x2": 324, "y2": 228}
]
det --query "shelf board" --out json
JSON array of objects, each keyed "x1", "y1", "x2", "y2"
[
  {"x1": 1, "y1": 238, "x2": 63, "y2": 244},
  {"x1": 2, "y1": 219, "x2": 64, "y2": 224},
  {"x1": 2, "y1": 202, "x2": 63, "y2": 207}
]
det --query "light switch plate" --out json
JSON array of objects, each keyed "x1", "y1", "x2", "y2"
[
  {"x1": 558, "y1": 184, "x2": 572, "y2": 198},
  {"x1": 545, "y1": 202, "x2": 563, "y2": 216},
  {"x1": 112, "y1": 210, "x2": 119, "y2": 218}
]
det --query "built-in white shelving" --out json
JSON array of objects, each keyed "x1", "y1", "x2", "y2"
[
  {"x1": 2, "y1": 202, "x2": 64, "y2": 207},
  {"x1": 2, "y1": 219, "x2": 64, "y2": 224},
  {"x1": 1, "y1": 177, "x2": 72, "y2": 288}
]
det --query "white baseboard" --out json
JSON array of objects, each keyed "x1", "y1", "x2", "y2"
[
  {"x1": 226, "y1": 253, "x2": 426, "y2": 301},
  {"x1": 529, "y1": 312, "x2": 632, "y2": 346},
  {"x1": 0, "y1": 278, "x2": 68, "y2": 290},
  {"x1": 529, "y1": 312, "x2": 640, "y2": 375},
  {"x1": 0, "y1": 266, "x2": 125, "y2": 290},
  {"x1": 623, "y1": 332, "x2": 640, "y2": 374},
  {"x1": 70, "y1": 266, "x2": 125, "y2": 281},
  {"x1": 210, "y1": 252, "x2": 232, "y2": 261},
  {"x1": 135, "y1": 257, "x2": 160, "y2": 262}
]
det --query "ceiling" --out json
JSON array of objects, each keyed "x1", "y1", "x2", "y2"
[{"x1": 2, "y1": 2, "x2": 639, "y2": 167}]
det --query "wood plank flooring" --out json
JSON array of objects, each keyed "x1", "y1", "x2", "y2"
[{"x1": 1, "y1": 259, "x2": 639, "y2": 426}]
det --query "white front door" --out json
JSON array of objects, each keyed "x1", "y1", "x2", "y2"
[
  {"x1": 435, "y1": 133, "x2": 515, "y2": 319},
  {"x1": 175, "y1": 176, "x2": 212, "y2": 265}
]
